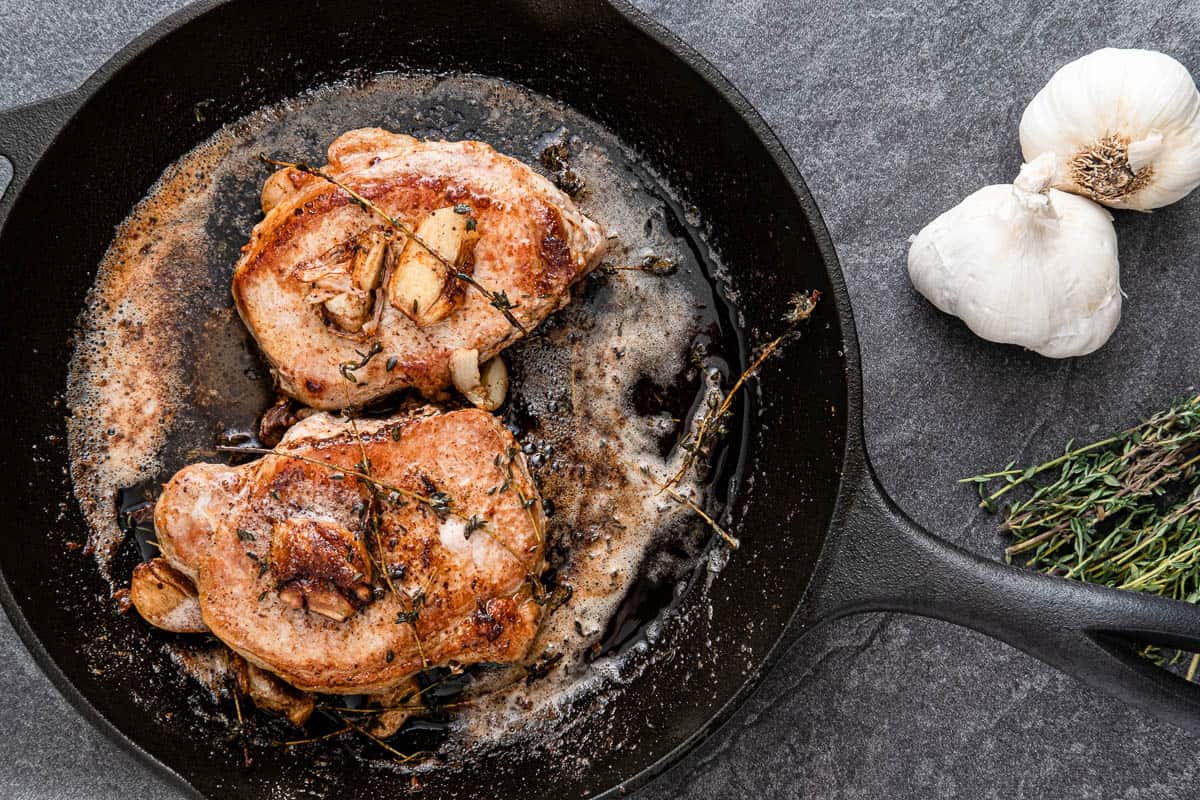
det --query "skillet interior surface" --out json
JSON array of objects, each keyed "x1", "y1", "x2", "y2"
[{"x1": 0, "y1": 1, "x2": 848, "y2": 796}]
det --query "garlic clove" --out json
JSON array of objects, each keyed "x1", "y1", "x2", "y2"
[
  {"x1": 908, "y1": 160, "x2": 1121, "y2": 359},
  {"x1": 303, "y1": 588, "x2": 356, "y2": 622},
  {"x1": 1020, "y1": 48, "x2": 1200, "y2": 210},
  {"x1": 261, "y1": 168, "x2": 298, "y2": 214},
  {"x1": 477, "y1": 354, "x2": 510, "y2": 411},
  {"x1": 1127, "y1": 132, "x2": 1164, "y2": 174},
  {"x1": 448, "y1": 347, "x2": 481, "y2": 392},
  {"x1": 322, "y1": 291, "x2": 371, "y2": 333},
  {"x1": 351, "y1": 230, "x2": 390, "y2": 291},
  {"x1": 448, "y1": 348, "x2": 508, "y2": 410},
  {"x1": 388, "y1": 206, "x2": 478, "y2": 326},
  {"x1": 130, "y1": 558, "x2": 209, "y2": 633}
]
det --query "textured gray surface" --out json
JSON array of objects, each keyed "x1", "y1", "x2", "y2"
[{"x1": 3, "y1": 0, "x2": 1200, "y2": 798}]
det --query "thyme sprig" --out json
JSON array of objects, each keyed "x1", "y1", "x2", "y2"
[
  {"x1": 215, "y1": 444, "x2": 435, "y2": 509},
  {"x1": 278, "y1": 724, "x2": 353, "y2": 747},
  {"x1": 258, "y1": 154, "x2": 526, "y2": 333},
  {"x1": 635, "y1": 463, "x2": 739, "y2": 549},
  {"x1": 968, "y1": 395, "x2": 1200, "y2": 668},
  {"x1": 336, "y1": 714, "x2": 429, "y2": 763},
  {"x1": 277, "y1": 716, "x2": 428, "y2": 764},
  {"x1": 343, "y1": 414, "x2": 406, "y2": 603},
  {"x1": 600, "y1": 255, "x2": 678, "y2": 276},
  {"x1": 664, "y1": 290, "x2": 819, "y2": 491},
  {"x1": 496, "y1": 444, "x2": 544, "y2": 547}
]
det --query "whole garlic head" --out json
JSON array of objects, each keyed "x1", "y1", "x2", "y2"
[
  {"x1": 908, "y1": 154, "x2": 1121, "y2": 358},
  {"x1": 1020, "y1": 48, "x2": 1200, "y2": 210}
]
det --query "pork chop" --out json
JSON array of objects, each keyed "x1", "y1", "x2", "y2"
[
  {"x1": 145, "y1": 408, "x2": 546, "y2": 694},
  {"x1": 233, "y1": 128, "x2": 606, "y2": 410}
]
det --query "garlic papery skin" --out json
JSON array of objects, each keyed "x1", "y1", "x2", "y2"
[
  {"x1": 908, "y1": 154, "x2": 1121, "y2": 358},
  {"x1": 1020, "y1": 48, "x2": 1200, "y2": 210}
]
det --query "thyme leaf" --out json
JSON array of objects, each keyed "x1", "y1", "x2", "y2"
[{"x1": 463, "y1": 515, "x2": 486, "y2": 540}]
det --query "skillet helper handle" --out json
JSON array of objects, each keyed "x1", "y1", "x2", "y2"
[
  {"x1": 810, "y1": 456, "x2": 1200, "y2": 736},
  {"x1": 0, "y1": 92, "x2": 79, "y2": 226}
]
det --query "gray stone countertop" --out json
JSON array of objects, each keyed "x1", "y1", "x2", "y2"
[{"x1": 3, "y1": 1, "x2": 1200, "y2": 797}]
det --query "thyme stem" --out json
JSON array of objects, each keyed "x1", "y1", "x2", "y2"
[
  {"x1": 230, "y1": 681, "x2": 252, "y2": 766},
  {"x1": 336, "y1": 714, "x2": 428, "y2": 762},
  {"x1": 664, "y1": 290, "x2": 819, "y2": 492},
  {"x1": 976, "y1": 434, "x2": 1123, "y2": 505},
  {"x1": 277, "y1": 725, "x2": 353, "y2": 747},
  {"x1": 661, "y1": 484, "x2": 739, "y2": 550},
  {"x1": 215, "y1": 444, "x2": 435, "y2": 508},
  {"x1": 343, "y1": 414, "x2": 402, "y2": 600}
]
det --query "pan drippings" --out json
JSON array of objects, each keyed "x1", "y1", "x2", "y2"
[{"x1": 67, "y1": 73, "x2": 743, "y2": 761}]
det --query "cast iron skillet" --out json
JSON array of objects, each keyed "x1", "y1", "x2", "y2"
[{"x1": 2, "y1": 1, "x2": 1200, "y2": 797}]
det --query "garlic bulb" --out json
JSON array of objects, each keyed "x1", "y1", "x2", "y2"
[
  {"x1": 908, "y1": 154, "x2": 1121, "y2": 358},
  {"x1": 1020, "y1": 48, "x2": 1200, "y2": 210}
]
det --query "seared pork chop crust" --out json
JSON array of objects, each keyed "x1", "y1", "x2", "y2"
[
  {"x1": 234, "y1": 128, "x2": 606, "y2": 410},
  {"x1": 152, "y1": 409, "x2": 545, "y2": 694}
]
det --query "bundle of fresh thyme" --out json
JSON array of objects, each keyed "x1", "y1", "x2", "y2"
[{"x1": 967, "y1": 394, "x2": 1200, "y2": 673}]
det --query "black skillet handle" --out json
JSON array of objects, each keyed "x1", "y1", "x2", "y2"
[
  {"x1": 808, "y1": 452, "x2": 1200, "y2": 736},
  {"x1": 0, "y1": 92, "x2": 80, "y2": 227}
]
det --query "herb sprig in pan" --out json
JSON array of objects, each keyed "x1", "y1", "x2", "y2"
[
  {"x1": 966, "y1": 395, "x2": 1200, "y2": 670},
  {"x1": 663, "y1": 289, "x2": 820, "y2": 494}
]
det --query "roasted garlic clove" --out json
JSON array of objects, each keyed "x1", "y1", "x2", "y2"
[
  {"x1": 303, "y1": 587, "x2": 357, "y2": 623},
  {"x1": 477, "y1": 356, "x2": 510, "y2": 410},
  {"x1": 309, "y1": 229, "x2": 390, "y2": 333},
  {"x1": 270, "y1": 518, "x2": 374, "y2": 622},
  {"x1": 447, "y1": 348, "x2": 480, "y2": 394},
  {"x1": 232, "y1": 655, "x2": 315, "y2": 727},
  {"x1": 130, "y1": 558, "x2": 208, "y2": 633},
  {"x1": 261, "y1": 168, "x2": 296, "y2": 214},
  {"x1": 323, "y1": 290, "x2": 373, "y2": 333},
  {"x1": 449, "y1": 348, "x2": 508, "y2": 411},
  {"x1": 388, "y1": 207, "x2": 479, "y2": 326},
  {"x1": 351, "y1": 230, "x2": 390, "y2": 291},
  {"x1": 258, "y1": 395, "x2": 301, "y2": 448}
]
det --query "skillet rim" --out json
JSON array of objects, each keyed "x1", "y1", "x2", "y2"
[{"x1": 0, "y1": 0, "x2": 864, "y2": 796}]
